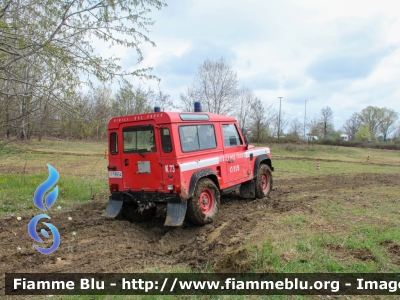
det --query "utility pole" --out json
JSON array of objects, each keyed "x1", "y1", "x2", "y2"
[
  {"x1": 304, "y1": 100, "x2": 308, "y2": 140},
  {"x1": 278, "y1": 97, "x2": 282, "y2": 141}
]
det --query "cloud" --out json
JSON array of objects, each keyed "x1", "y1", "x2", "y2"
[
  {"x1": 149, "y1": 0, "x2": 280, "y2": 48},
  {"x1": 241, "y1": 73, "x2": 280, "y2": 91},
  {"x1": 114, "y1": 0, "x2": 400, "y2": 132},
  {"x1": 154, "y1": 41, "x2": 237, "y2": 77},
  {"x1": 282, "y1": 76, "x2": 308, "y2": 90},
  {"x1": 306, "y1": 15, "x2": 398, "y2": 83},
  {"x1": 139, "y1": 41, "x2": 239, "y2": 101},
  {"x1": 306, "y1": 49, "x2": 394, "y2": 82}
]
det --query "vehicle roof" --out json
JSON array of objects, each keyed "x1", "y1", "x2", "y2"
[{"x1": 108, "y1": 111, "x2": 237, "y2": 129}]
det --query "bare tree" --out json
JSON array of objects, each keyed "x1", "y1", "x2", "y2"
[
  {"x1": 393, "y1": 121, "x2": 400, "y2": 141},
  {"x1": 342, "y1": 112, "x2": 360, "y2": 139},
  {"x1": 153, "y1": 84, "x2": 174, "y2": 112},
  {"x1": 90, "y1": 86, "x2": 114, "y2": 140},
  {"x1": 236, "y1": 86, "x2": 256, "y2": 130},
  {"x1": 113, "y1": 82, "x2": 153, "y2": 116},
  {"x1": 250, "y1": 98, "x2": 266, "y2": 144},
  {"x1": 179, "y1": 57, "x2": 238, "y2": 115},
  {"x1": 178, "y1": 87, "x2": 196, "y2": 112},
  {"x1": 321, "y1": 106, "x2": 334, "y2": 138},
  {"x1": 307, "y1": 116, "x2": 320, "y2": 137},
  {"x1": 287, "y1": 118, "x2": 303, "y2": 138},
  {"x1": 271, "y1": 111, "x2": 289, "y2": 137},
  {"x1": 308, "y1": 107, "x2": 335, "y2": 138},
  {"x1": 32, "y1": 78, "x2": 60, "y2": 141},
  {"x1": 249, "y1": 98, "x2": 274, "y2": 144},
  {"x1": 379, "y1": 108, "x2": 398, "y2": 141}
]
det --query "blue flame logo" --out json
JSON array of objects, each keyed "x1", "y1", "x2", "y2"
[{"x1": 28, "y1": 164, "x2": 61, "y2": 255}]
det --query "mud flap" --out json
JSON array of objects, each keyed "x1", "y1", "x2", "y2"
[
  {"x1": 239, "y1": 180, "x2": 255, "y2": 198},
  {"x1": 102, "y1": 197, "x2": 123, "y2": 218},
  {"x1": 164, "y1": 201, "x2": 187, "y2": 226}
]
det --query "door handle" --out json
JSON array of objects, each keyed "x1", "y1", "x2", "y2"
[
  {"x1": 228, "y1": 159, "x2": 234, "y2": 163},
  {"x1": 124, "y1": 159, "x2": 129, "y2": 166}
]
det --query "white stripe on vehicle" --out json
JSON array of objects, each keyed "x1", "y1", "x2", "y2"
[
  {"x1": 179, "y1": 148, "x2": 270, "y2": 172},
  {"x1": 245, "y1": 148, "x2": 270, "y2": 158},
  {"x1": 179, "y1": 157, "x2": 220, "y2": 172}
]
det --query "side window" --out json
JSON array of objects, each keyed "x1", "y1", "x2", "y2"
[
  {"x1": 198, "y1": 124, "x2": 217, "y2": 149},
  {"x1": 161, "y1": 128, "x2": 172, "y2": 153},
  {"x1": 179, "y1": 125, "x2": 200, "y2": 152},
  {"x1": 110, "y1": 132, "x2": 118, "y2": 154},
  {"x1": 179, "y1": 124, "x2": 217, "y2": 152},
  {"x1": 222, "y1": 124, "x2": 243, "y2": 147}
]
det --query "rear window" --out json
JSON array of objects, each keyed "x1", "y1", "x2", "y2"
[
  {"x1": 109, "y1": 132, "x2": 118, "y2": 154},
  {"x1": 161, "y1": 128, "x2": 173, "y2": 153},
  {"x1": 179, "y1": 124, "x2": 216, "y2": 152},
  {"x1": 123, "y1": 125, "x2": 156, "y2": 154}
]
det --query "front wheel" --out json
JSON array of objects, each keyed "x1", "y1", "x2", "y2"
[
  {"x1": 186, "y1": 178, "x2": 220, "y2": 225},
  {"x1": 255, "y1": 164, "x2": 273, "y2": 198}
]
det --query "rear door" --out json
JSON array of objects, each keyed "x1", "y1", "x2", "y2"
[{"x1": 121, "y1": 123, "x2": 163, "y2": 191}]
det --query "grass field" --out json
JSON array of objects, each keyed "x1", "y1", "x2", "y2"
[
  {"x1": 0, "y1": 139, "x2": 108, "y2": 215},
  {"x1": 1, "y1": 138, "x2": 400, "y2": 299},
  {"x1": 272, "y1": 142, "x2": 400, "y2": 165},
  {"x1": 245, "y1": 143, "x2": 400, "y2": 275}
]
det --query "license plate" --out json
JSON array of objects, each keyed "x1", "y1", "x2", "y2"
[{"x1": 108, "y1": 171, "x2": 122, "y2": 178}]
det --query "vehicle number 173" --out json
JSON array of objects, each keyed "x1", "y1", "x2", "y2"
[{"x1": 165, "y1": 165, "x2": 175, "y2": 172}]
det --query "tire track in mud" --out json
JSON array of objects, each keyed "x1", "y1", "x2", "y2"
[
  {"x1": 1, "y1": 172, "x2": 399, "y2": 291},
  {"x1": 274, "y1": 155, "x2": 400, "y2": 167},
  {"x1": 277, "y1": 172, "x2": 399, "y2": 194}
]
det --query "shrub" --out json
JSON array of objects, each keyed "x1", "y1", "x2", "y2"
[{"x1": 317, "y1": 139, "x2": 400, "y2": 150}]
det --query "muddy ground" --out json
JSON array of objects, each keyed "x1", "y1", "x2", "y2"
[{"x1": 1, "y1": 172, "x2": 399, "y2": 294}]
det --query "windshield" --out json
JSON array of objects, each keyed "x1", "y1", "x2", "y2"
[{"x1": 123, "y1": 125, "x2": 155, "y2": 154}]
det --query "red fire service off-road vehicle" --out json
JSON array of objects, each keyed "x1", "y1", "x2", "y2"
[{"x1": 103, "y1": 102, "x2": 274, "y2": 226}]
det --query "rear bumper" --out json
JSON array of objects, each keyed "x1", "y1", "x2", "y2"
[{"x1": 111, "y1": 190, "x2": 182, "y2": 204}]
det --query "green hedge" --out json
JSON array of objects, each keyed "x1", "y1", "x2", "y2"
[
  {"x1": 250, "y1": 136, "x2": 400, "y2": 150},
  {"x1": 317, "y1": 139, "x2": 400, "y2": 150}
]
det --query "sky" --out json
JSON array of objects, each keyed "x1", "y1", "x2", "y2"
[{"x1": 114, "y1": 0, "x2": 400, "y2": 132}]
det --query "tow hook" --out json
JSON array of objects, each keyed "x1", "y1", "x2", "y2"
[
  {"x1": 137, "y1": 202, "x2": 146, "y2": 212},
  {"x1": 137, "y1": 201, "x2": 155, "y2": 213}
]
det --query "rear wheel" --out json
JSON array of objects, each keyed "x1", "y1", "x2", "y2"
[
  {"x1": 186, "y1": 178, "x2": 220, "y2": 225},
  {"x1": 255, "y1": 164, "x2": 273, "y2": 198},
  {"x1": 121, "y1": 202, "x2": 156, "y2": 223}
]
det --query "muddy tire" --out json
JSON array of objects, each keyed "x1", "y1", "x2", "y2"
[
  {"x1": 121, "y1": 202, "x2": 156, "y2": 223},
  {"x1": 255, "y1": 164, "x2": 273, "y2": 198},
  {"x1": 186, "y1": 178, "x2": 220, "y2": 225}
]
